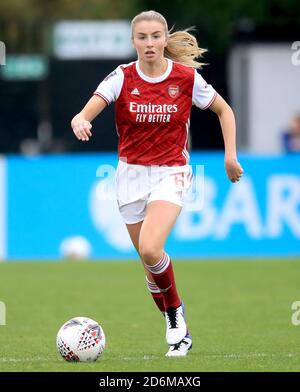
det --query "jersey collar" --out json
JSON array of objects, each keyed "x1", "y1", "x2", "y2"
[{"x1": 135, "y1": 58, "x2": 173, "y2": 83}]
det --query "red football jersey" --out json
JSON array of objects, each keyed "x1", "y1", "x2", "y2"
[{"x1": 94, "y1": 59, "x2": 217, "y2": 166}]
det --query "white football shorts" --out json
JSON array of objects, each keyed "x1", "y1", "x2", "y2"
[{"x1": 115, "y1": 159, "x2": 193, "y2": 224}]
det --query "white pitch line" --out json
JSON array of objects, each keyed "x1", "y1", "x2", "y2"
[
  {"x1": 0, "y1": 352, "x2": 299, "y2": 363},
  {"x1": 0, "y1": 357, "x2": 54, "y2": 363},
  {"x1": 204, "y1": 352, "x2": 300, "y2": 359}
]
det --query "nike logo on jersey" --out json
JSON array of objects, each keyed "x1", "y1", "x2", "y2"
[{"x1": 130, "y1": 88, "x2": 140, "y2": 95}]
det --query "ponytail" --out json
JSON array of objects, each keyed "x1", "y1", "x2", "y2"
[{"x1": 165, "y1": 29, "x2": 206, "y2": 69}]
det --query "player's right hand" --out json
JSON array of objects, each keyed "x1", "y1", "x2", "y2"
[{"x1": 71, "y1": 117, "x2": 92, "y2": 141}]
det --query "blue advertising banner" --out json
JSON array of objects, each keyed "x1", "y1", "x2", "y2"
[
  {"x1": 5, "y1": 152, "x2": 300, "y2": 260},
  {"x1": 0, "y1": 156, "x2": 6, "y2": 259}
]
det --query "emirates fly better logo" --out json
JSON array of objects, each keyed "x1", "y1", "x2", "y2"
[{"x1": 129, "y1": 102, "x2": 178, "y2": 123}]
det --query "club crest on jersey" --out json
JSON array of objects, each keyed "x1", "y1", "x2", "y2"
[{"x1": 168, "y1": 85, "x2": 180, "y2": 98}]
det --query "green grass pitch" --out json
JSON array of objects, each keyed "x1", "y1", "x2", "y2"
[{"x1": 0, "y1": 259, "x2": 299, "y2": 372}]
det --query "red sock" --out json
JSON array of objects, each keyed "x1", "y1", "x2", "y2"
[
  {"x1": 145, "y1": 253, "x2": 181, "y2": 310},
  {"x1": 145, "y1": 277, "x2": 165, "y2": 312},
  {"x1": 151, "y1": 292, "x2": 165, "y2": 312}
]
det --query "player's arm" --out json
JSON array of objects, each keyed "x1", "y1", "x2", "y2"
[
  {"x1": 71, "y1": 96, "x2": 107, "y2": 142},
  {"x1": 209, "y1": 94, "x2": 244, "y2": 183}
]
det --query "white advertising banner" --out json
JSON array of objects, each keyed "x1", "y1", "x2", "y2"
[
  {"x1": 229, "y1": 44, "x2": 300, "y2": 153},
  {"x1": 53, "y1": 21, "x2": 135, "y2": 59}
]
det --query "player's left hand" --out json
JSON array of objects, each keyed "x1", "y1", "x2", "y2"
[{"x1": 225, "y1": 158, "x2": 244, "y2": 183}]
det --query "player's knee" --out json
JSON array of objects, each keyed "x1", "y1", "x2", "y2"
[{"x1": 139, "y1": 242, "x2": 162, "y2": 265}]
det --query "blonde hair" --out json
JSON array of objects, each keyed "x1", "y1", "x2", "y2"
[{"x1": 131, "y1": 10, "x2": 207, "y2": 69}]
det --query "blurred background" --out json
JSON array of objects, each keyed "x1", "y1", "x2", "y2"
[{"x1": 0, "y1": 0, "x2": 299, "y2": 260}]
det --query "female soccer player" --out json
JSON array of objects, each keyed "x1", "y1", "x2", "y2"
[{"x1": 71, "y1": 10, "x2": 243, "y2": 357}]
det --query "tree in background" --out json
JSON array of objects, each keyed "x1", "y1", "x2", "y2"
[
  {"x1": 0, "y1": 0, "x2": 141, "y2": 52},
  {"x1": 1, "y1": 0, "x2": 299, "y2": 54},
  {"x1": 141, "y1": 0, "x2": 300, "y2": 53}
]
